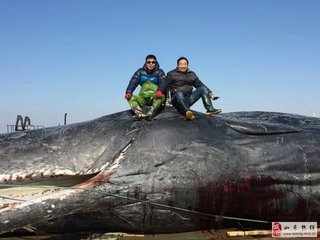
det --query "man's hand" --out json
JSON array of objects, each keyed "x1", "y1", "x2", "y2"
[
  {"x1": 125, "y1": 92, "x2": 132, "y2": 100},
  {"x1": 156, "y1": 90, "x2": 163, "y2": 98},
  {"x1": 209, "y1": 93, "x2": 220, "y2": 100}
]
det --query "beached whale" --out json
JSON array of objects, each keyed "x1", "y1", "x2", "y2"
[{"x1": 0, "y1": 107, "x2": 319, "y2": 235}]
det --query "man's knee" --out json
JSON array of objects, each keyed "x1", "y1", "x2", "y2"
[
  {"x1": 128, "y1": 95, "x2": 139, "y2": 108},
  {"x1": 197, "y1": 86, "x2": 209, "y2": 95},
  {"x1": 174, "y1": 92, "x2": 185, "y2": 100}
]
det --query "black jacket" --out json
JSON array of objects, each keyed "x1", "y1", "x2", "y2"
[
  {"x1": 126, "y1": 62, "x2": 166, "y2": 94},
  {"x1": 166, "y1": 68, "x2": 211, "y2": 97}
]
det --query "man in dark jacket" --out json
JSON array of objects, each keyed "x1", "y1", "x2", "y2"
[
  {"x1": 125, "y1": 55, "x2": 166, "y2": 120},
  {"x1": 167, "y1": 57, "x2": 221, "y2": 121}
]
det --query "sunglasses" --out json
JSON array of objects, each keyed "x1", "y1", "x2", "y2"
[{"x1": 147, "y1": 61, "x2": 156, "y2": 64}]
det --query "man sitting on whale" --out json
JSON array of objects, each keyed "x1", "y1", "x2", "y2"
[
  {"x1": 167, "y1": 56, "x2": 222, "y2": 120},
  {"x1": 125, "y1": 54, "x2": 166, "y2": 120}
]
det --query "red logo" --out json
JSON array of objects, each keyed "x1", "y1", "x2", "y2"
[{"x1": 272, "y1": 222, "x2": 282, "y2": 237}]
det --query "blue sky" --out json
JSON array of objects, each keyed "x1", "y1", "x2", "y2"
[{"x1": 1, "y1": 0, "x2": 319, "y2": 133}]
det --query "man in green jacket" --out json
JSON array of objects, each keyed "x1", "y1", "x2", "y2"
[{"x1": 125, "y1": 55, "x2": 166, "y2": 120}]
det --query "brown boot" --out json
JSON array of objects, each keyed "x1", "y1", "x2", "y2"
[{"x1": 185, "y1": 111, "x2": 196, "y2": 121}]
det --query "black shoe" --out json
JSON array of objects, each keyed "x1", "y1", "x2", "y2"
[
  {"x1": 202, "y1": 94, "x2": 221, "y2": 115},
  {"x1": 206, "y1": 109, "x2": 222, "y2": 115}
]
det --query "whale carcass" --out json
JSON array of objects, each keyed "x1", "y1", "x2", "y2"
[{"x1": 0, "y1": 107, "x2": 319, "y2": 235}]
